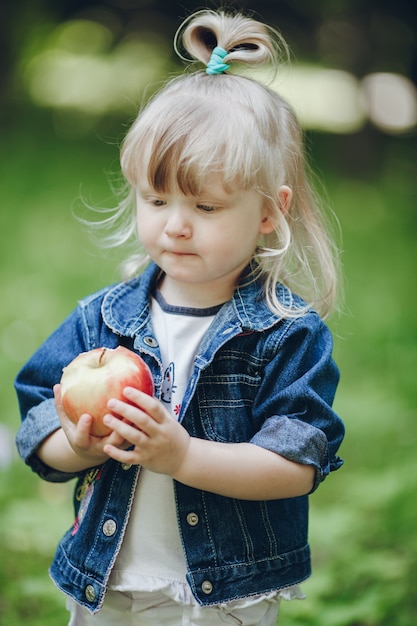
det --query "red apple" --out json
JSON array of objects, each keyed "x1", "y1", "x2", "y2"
[{"x1": 60, "y1": 346, "x2": 154, "y2": 437}]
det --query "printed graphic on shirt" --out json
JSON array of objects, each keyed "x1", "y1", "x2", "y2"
[
  {"x1": 72, "y1": 467, "x2": 103, "y2": 535},
  {"x1": 161, "y1": 362, "x2": 177, "y2": 404}
]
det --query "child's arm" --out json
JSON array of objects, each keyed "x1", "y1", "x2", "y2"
[
  {"x1": 37, "y1": 424, "x2": 105, "y2": 474},
  {"x1": 103, "y1": 388, "x2": 315, "y2": 500},
  {"x1": 172, "y1": 438, "x2": 315, "y2": 499}
]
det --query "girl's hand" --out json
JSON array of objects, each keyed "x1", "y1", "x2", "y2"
[
  {"x1": 53, "y1": 384, "x2": 128, "y2": 467},
  {"x1": 102, "y1": 387, "x2": 190, "y2": 476}
]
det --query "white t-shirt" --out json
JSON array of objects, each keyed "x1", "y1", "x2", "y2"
[{"x1": 109, "y1": 293, "x2": 218, "y2": 603}]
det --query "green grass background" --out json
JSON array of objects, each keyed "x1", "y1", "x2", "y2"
[{"x1": 0, "y1": 109, "x2": 416, "y2": 625}]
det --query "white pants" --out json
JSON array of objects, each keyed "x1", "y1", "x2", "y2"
[{"x1": 67, "y1": 590, "x2": 280, "y2": 626}]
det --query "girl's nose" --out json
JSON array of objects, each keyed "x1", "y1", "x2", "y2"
[{"x1": 164, "y1": 207, "x2": 192, "y2": 238}]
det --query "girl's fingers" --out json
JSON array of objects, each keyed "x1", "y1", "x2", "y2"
[
  {"x1": 106, "y1": 399, "x2": 151, "y2": 433},
  {"x1": 53, "y1": 384, "x2": 67, "y2": 421},
  {"x1": 108, "y1": 390, "x2": 171, "y2": 432},
  {"x1": 77, "y1": 413, "x2": 93, "y2": 430},
  {"x1": 103, "y1": 443, "x2": 138, "y2": 465},
  {"x1": 122, "y1": 387, "x2": 167, "y2": 424},
  {"x1": 53, "y1": 383, "x2": 61, "y2": 403},
  {"x1": 103, "y1": 413, "x2": 146, "y2": 443}
]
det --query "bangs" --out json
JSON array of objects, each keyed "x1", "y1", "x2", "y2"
[
  {"x1": 148, "y1": 129, "x2": 225, "y2": 196},
  {"x1": 122, "y1": 88, "x2": 270, "y2": 196}
]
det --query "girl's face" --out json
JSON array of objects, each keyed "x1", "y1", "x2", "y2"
[{"x1": 135, "y1": 171, "x2": 275, "y2": 307}]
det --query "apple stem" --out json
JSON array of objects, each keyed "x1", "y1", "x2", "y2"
[{"x1": 98, "y1": 348, "x2": 107, "y2": 366}]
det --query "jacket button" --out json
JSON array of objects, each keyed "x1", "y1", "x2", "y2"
[
  {"x1": 85, "y1": 584, "x2": 96, "y2": 602},
  {"x1": 186, "y1": 512, "x2": 199, "y2": 526},
  {"x1": 144, "y1": 336, "x2": 158, "y2": 348},
  {"x1": 102, "y1": 519, "x2": 117, "y2": 537},
  {"x1": 201, "y1": 580, "x2": 213, "y2": 594},
  {"x1": 121, "y1": 463, "x2": 132, "y2": 470}
]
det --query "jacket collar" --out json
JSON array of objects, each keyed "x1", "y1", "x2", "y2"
[{"x1": 101, "y1": 262, "x2": 296, "y2": 338}]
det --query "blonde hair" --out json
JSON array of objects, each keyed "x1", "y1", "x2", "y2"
[{"x1": 91, "y1": 9, "x2": 340, "y2": 319}]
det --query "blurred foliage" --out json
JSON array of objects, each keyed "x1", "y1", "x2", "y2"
[
  {"x1": 1, "y1": 1, "x2": 417, "y2": 625},
  {"x1": 1, "y1": 0, "x2": 417, "y2": 108}
]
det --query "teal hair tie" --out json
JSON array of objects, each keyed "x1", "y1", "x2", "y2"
[{"x1": 206, "y1": 46, "x2": 230, "y2": 75}]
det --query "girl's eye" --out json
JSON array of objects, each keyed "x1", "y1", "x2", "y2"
[
  {"x1": 151, "y1": 198, "x2": 165, "y2": 207},
  {"x1": 197, "y1": 203, "x2": 216, "y2": 213}
]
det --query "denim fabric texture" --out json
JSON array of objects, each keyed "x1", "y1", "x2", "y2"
[{"x1": 15, "y1": 263, "x2": 344, "y2": 614}]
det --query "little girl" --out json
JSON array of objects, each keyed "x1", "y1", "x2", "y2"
[{"x1": 15, "y1": 8, "x2": 345, "y2": 626}]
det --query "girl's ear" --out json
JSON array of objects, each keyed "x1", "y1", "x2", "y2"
[
  {"x1": 259, "y1": 210, "x2": 276, "y2": 234},
  {"x1": 277, "y1": 185, "x2": 292, "y2": 215},
  {"x1": 259, "y1": 185, "x2": 292, "y2": 234}
]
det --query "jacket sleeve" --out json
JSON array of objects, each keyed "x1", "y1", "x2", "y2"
[
  {"x1": 15, "y1": 306, "x2": 90, "y2": 482},
  {"x1": 250, "y1": 313, "x2": 345, "y2": 492}
]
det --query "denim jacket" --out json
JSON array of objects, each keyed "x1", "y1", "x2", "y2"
[{"x1": 15, "y1": 262, "x2": 344, "y2": 613}]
